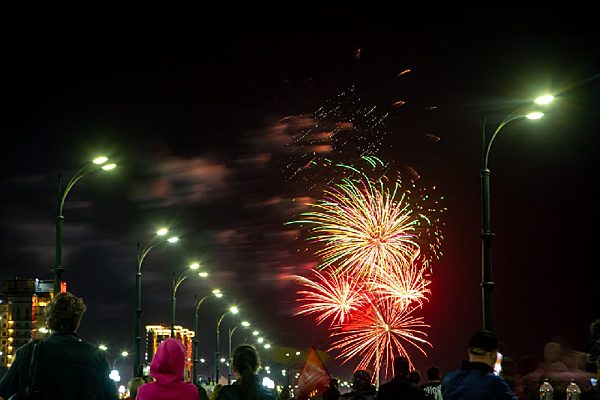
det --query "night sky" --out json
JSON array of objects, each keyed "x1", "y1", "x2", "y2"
[{"x1": 2, "y1": 10, "x2": 599, "y2": 384}]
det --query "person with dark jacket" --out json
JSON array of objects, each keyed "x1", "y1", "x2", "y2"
[
  {"x1": 376, "y1": 357, "x2": 425, "y2": 400},
  {"x1": 216, "y1": 345, "x2": 276, "y2": 400},
  {"x1": 341, "y1": 370, "x2": 376, "y2": 400},
  {"x1": 441, "y1": 330, "x2": 517, "y2": 400},
  {"x1": 0, "y1": 291, "x2": 118, "y2": 400}
]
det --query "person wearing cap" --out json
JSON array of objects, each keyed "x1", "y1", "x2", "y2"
[
  {"x1": 376, "y1": 357, "x2": 426, "y2": 400},
  {"x1": 441, "y1": 330, "x2": 517, "y2": 400},
  {"x1": 0, "y1": 291, "x2": 118, "y2": 400},
  {"x1": 341, "y1": 370, "x2": 377, "y2": 400}
]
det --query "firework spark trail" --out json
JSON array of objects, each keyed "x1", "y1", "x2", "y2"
[
  {"x1": 292, "y1": 270, "x2": 367, "y2": 326},
  {"x1": 297, "y1": 177, "x2": 424, "y2": 278},
  {"x1": 368, "y1": 258, "x2": 431, "y2": 308},
  {"x1": 328, "y1": 298, "x2": 431, "y2": 378}
]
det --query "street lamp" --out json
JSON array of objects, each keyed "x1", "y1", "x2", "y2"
[
  {"x1": 193, "y1": 289, "x2": 222, "y2": 384},
  {"x1": 215, "y1": 306, "x2": 238, "y2": 384},
  {"x1": 228, "y1": 321, "x2": 250, "y2": 383},
  {"x1": 133, "y1": 228, "x2": 179, "y2": 377},
  {"x1": 54, "y1": 156, "x2": 117, "y2": 294},
  {"x1": 480, "y1": 94, "x2": 554, "y2": 331},
  {"x1": 112, "y1": 350, "x2": 129, "y2": 370},
  {"x1": 171, "y1": 263, "x2": 209, "y2": 337}
]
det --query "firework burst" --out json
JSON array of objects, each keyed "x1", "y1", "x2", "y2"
[
  {"x1": 293, "y1": 270, "x2": 367, "y2": 326},
  {"x1": 297, "y1": 177, "x2": 427, "y2": 278},
  {"x1": 369, "y1": 258, "x2": 431, "y2": 309},
  {"x1": 328, "y1": 298, "x2": 431, "y2": 378}
]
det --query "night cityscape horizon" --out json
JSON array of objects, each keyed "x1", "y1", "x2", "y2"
[{"x1": 1, "y1": 9, "x2": 599, "y2": 394}]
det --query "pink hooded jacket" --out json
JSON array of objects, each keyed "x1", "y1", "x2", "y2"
[{"x1": 136, "y1": 338, "x2": 200, "y2": 400}]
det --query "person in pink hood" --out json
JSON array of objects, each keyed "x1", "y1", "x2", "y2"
[{"x1": 137, "y1": 338, "x2": 200, "y2": 400}]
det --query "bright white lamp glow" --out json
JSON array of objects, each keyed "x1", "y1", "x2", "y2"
[
  {"x1": 189, "y1": 263, "x2": 200, "y2": 270},
  {"x1": 101, "y1": 163, "x2": 117, "y2": 170},
  {"x1": 534, "y1": 95, "x2": 554, "y2": 105},
  {"x1": 241, "y1": 321, "x2": 250, "y2": 327},
  {"x1": 198, "y1": 272, "x2": 208, "y2": 278},
  {"x1": 526, "y1": 111, "x2": 544, "y2": 120},
  {"x1": 93, "y1": 156, "x2": 108, "y2": 165},
  {"x1": 157, "y1": 228, "x2": 168, "y2": 236},
  {"x1": 230, "y1": 306, "x2": 239, "y2": 314},
  {"x1": 167, "y1": 236, "x2": 179, "y2": 243}
]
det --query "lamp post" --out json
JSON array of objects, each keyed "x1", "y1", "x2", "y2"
[
  {"x1": 193, "y1": 289, "x2": 222, "y2": 385},
  {"x1": 215, "y1": 306, "x2": 238, "y2": 384},
  {"x1": 54, "y1": 156, "x2": 116, "y2": 294},
  {"x1": 228, "y1": 321, "x2": 250, "y2": 383},
  {"x1": 480, "y1": 94, "x2": 554, "y2": 331},
  {"x1": 134, "y1": 228, "x2": 179, "y2": 377},
  {"x1": 171, "y1": 263, "x2": 208, "y2": 338},
  {"x1": 112, "y1": 351, "x2": 129, "y2": 371}
]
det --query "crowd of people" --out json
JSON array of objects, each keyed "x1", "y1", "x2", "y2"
[{"x1": 0, "y1": 291, "x2": 598, "y2": 400}]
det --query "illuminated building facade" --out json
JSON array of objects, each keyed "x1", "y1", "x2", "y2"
[
  {"x1": 0, "y1": 278, "x2": 57, "y2": 368},
  {"x1": 145, "y1": 324, "x2": 195, "y2": 380}
]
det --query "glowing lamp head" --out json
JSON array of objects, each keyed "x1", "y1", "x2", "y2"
[
  {"x1": 258, "y1": 337, "x2": 264, "y2": 344},
  {"x1": 167, "y1": 236, "x2": 179, "y2": 243},
  {"x1": 98, "y1": 344, "x2": 108, "y2": 351},
  {"x1": 156, "y1": 228, "x2": 169, "y2": 236},
  {"x1": 121, "y1": 351, "x2": 129, "y2": 357},
  {"x1": 526, "y1": 111, "x2": 544, "y2": 120},
  {"x1": 93, "y1": 156, "x2": 108, "y2": 165},
  {"x1": 189, "y1": 263, "x2": 200, "y2": 270},
  {"x1": 241, "y1": 321, "x2": 250, "y2": 327},
  {"x1": 198, "y1": 272, "x2": 208, "y2": 278},
  {"x1": 264, "y1": 343, "x2": 271, "y2": 349},
  {"x1": 534, "y1": 94, "x2": 554, "y2": 105},
  {"x1": 252, "y1": 330, "x2": 259, "y2": 336},
  {"x1": 295, "y1": 351, "x2": 301, "y2": 356},
  {"x1": 101, "y1": 163, "x2": 117, "y2": 171},
  {"x1": 230, "y1": 306, "x2": 239, "y2": 314}
]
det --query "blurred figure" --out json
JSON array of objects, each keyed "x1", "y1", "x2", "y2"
[
  {"x1": 408, "y1": 370, "x2": 421, "y2": 385},
  {"x1": 441, "y1": 330, "x2": 517, "y2": 400},
  {"x1": 211, "y1": 384, "x2": 223, "y2": 400},
  {"x1": 278, "y1": 387, "x2": 291, "y2": 400},
  {"x1": 323, "y1": 378, "x2": 340, "y2": 400},
  {"x1": 341, "y1": 370, "x2": 377, "y2": 400},
  {"x1": 420, "y1": 367, "x2": 443, "y2": 400},
  {"x1": 126, "y1": 376, "x2": 146, "y2": 399},
  {"x1": 216, "y1": 344, "x2": 276, "y2": 400},
  {"x1": 539, "y1": 341, "x2": 568, "y2": 373},
  {"x1": 587, "y1": 320, "x2": 600, "y2": 373},
  {"x1": 0, "y1": 291, "x2": 118, "y2": 399},
  {"x1": 196, "y1": 383, "x2": 210, "y2": 400},
  {"x1": 376, "y1": 357, "x2": 425, "y2": 400},
  {"x1": 136, "y1": 338, "x2": 200, "y2": 400}
]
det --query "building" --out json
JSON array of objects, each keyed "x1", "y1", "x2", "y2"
[
  {"x1": 145, "y1": 324, "x2": 195, "y2": 379},
  {"x1": 0, "y1": 278, "x2": 58, "y2": 368}
]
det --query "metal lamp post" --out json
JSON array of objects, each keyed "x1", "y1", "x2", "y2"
[
  {"x1": 480, "y1": 94, "x2": 554, "y2": 331},
  {"x1": 134, "y1": 228, "x2": 179, "y2": 377},
  {"x1": 171, "y1": 264, "x2": 208, "y2": 338},
  {"x1": 54, "y1": 156, "x2": 116, "y2": 294},
  {"x1": 193, "y1": 289, "x2": 222, "y2": 385},
  {"x1": 215, "y1": 306, "x2": 238, "y2": 384},
  {"x1": 228, "y1": 321, "x2": 250, "y2": 383}
]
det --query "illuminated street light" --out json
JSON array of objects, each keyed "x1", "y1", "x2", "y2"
[
  {"x1": 193, "y1": 289, "x2": 223, "y2": 384},
  {"x1": 54, "y1": 155, "x2": 117, "y2": 294},
  {"x1": 171, "y1": 263, "x2": 208, "y2": 337},
  {"x1": 98, "y1": 344, "x2": 108, "y2": 351},
  {"x1": 480, "y1": 93, "x2": 554, "y2": 331},
  {"x1": 134, "y1": 228, "x2": 179, "y2": 377},
  {"x1": 228, "y1": 320, "x2": 251, "y2": 383},
  {"x1": 215, "y1": 306, "x2": 238, "y2": 383}
]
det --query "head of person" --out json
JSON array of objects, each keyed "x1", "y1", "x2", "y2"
[
  {"x1": 351, "y1": 370, "x2": 371, "y2": 391},
  {"x1": 393, "y1": 356, "x2": 410, "y2": 377},
  {"x1": 543, "y1": 341, "x2": 562, "y2": 363},
  {"x1": 44, "y1": 292, "x2": 86, "y2": 333},
  {"x1": 408, "y1": 370, "x2": 421, "y2": 384},
  {"x1": 128, "y1": 377, "x2": 145, "y2": 398},
  {"x1": 427, "y1": 366, "x2": 441, "y2": 381},
  {"x1": 232, "y1": 345, "x2": 261, "y2": 400},
  {"x1": 150, "y1": 338, "x2": 186, "y2": 384},
  {"x1": 467, "y1": 330, "x2": 499, "y2": 367}
]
